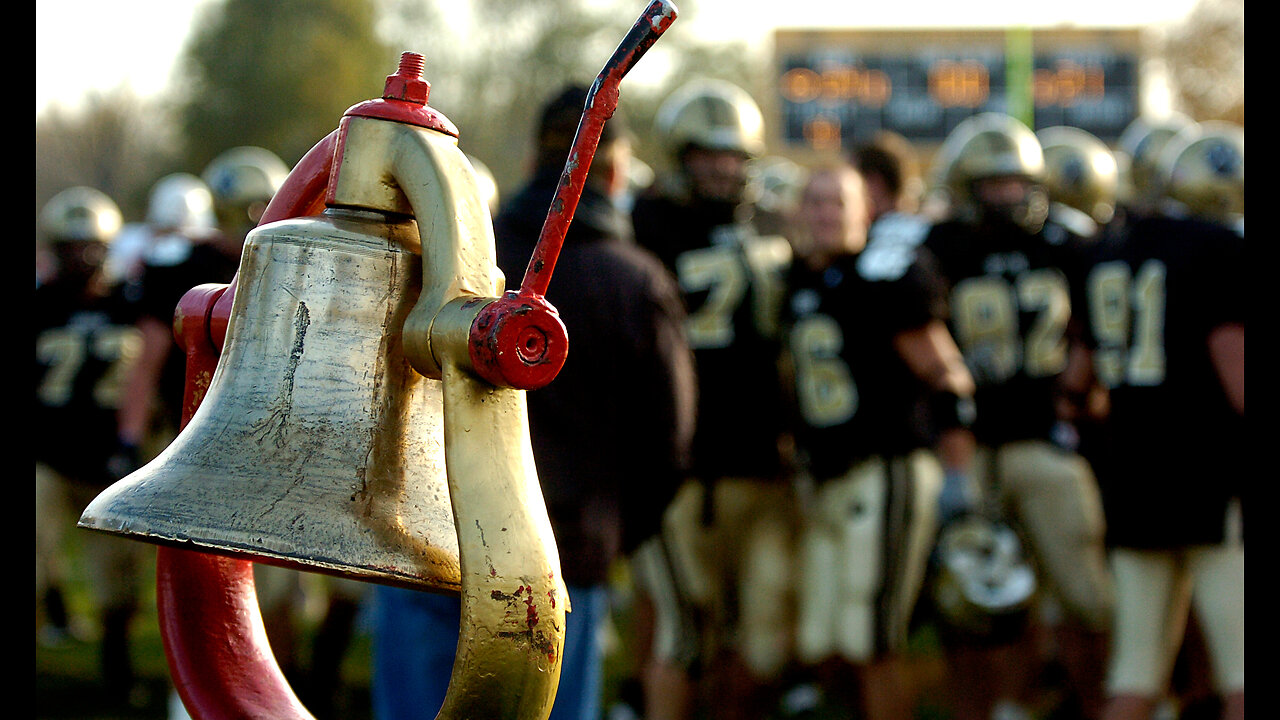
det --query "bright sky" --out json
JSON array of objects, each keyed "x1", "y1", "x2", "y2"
[{"x1": 34, "y1": 0, "x2": 1199, "y2": 117}]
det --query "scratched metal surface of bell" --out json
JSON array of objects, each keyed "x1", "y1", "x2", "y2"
[{"x1": 80, "y1": 208, "x2": 461, "y2": 592}]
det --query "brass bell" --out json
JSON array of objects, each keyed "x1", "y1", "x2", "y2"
[
  {"x1": 80, "y1": 49, "x2": 575, "y2": 720},
  {"x1": 79, "y1": 206, "x2": 463, "y2": 590},
  {"x1": 77, "y1": 47, "x2": 580, "y2": 603}
]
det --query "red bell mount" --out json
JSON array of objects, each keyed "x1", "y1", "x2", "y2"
[{"x1": 157, "y1": 4, "x2": 677, "y2": 716}]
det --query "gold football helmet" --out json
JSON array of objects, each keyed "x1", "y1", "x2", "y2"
[
  {"x1": 1117, "y1": 114, "x2": 1195, "y2": 208},
  {"x1": 932, "y1": 113, "x2": 1046, "y2": 230},
  {"x1": 146, "y1": 173, "x2": 217, "y2": 233},
  {"x1": 655, "y1": 79, "x2": 767, "y2": 161},
  {"x1": 201, "y1": 146, "x2": 290, "y2": 232},
  {"x1": 1159, "y1": 121, "x2": 1244, "y2": 222},
  {"x1": 40, "y1": 186, "x2": 124, "y2": 245},
  {"x1": 1037, "y1": 126, "x2": 1119, "y2": 225},
  {"x1": 935, "y1": 113, "x2": 1044, "y2": 200}
]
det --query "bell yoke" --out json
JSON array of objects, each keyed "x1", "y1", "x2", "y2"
[{"x1": 77, "y1": 2, "x2": 678, "y2": 719}]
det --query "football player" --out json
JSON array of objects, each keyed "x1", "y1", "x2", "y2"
[
  {"x1": 35, "y1": 187, "x2": 148, "y2": 705},
  {"x1": 629, "y1": 79, "x2": 795, "y2": 720},
  {"x1": 921, "y1": 113, "x2": 1114, "y2": 720},
  {"x1": 115, "y1": 172, "x2": 225, "y2": 453},
  {"x1": 851, "y1": 132, "x2": 986, "y2": 537},
  {"x1": 1065, "y1": 121, "x2": 1244, "y2": 720},
  {"x1": 103, "y1": 173, "x2": 217, "y2": 290},
  {"x1": 782, "y1": 160, "x2": 975, "y2": 720}
]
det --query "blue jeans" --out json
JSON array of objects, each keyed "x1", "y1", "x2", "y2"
[{"x1": 372, "y1": 582, "x2": 608, "y2": 720}]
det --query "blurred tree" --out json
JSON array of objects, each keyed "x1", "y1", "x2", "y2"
[
  {"x1": 378, "y1": 0, "x2": 633, "y2": 196},
  {"x1": 176, "y1": 0, "x2": 397, "y2": 170},
  {"x1": 36, "y1": 0, "x2": 774, "y2": 233},
  {"x1": 376, "y1": 0, "x2": 768, "y2": 197},
  {"x1": 1162, "y1": 0, "x2": 1244, "y2": 125},
  {"x1": 35, "y1": 88, "x2": 180, "y2": 228}
]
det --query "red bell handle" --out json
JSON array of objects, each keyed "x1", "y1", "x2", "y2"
[
  {"x1": 519, "y1": 0, "x2": 678, "y2": 298},
  {"x1": 466, "y1": 0, "x2": 678, "y2": 391}
]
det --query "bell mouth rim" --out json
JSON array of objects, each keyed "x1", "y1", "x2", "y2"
[{"x1": 76, "y1": 518, "x2": 463, "y2": 594}]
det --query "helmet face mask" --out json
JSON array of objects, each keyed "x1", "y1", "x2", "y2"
[
  {"x1": 680, "y1": 145, "x2": 752, "y2": 203},
  {"x1": 972, "y1": 175, "x2": 1034, "y2": 208},
  {"x1": 971, "y1": 175, "x2": 1050, "y2": 233},
  {"x1": 48, "y1": 238, "x2": 110, "y2": 284}
]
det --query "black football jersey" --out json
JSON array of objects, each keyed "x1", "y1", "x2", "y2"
[
  {"x1": 783, "y1": 238, "x2": 948, "y2": 481},
  {"x1": 130, "y1": 242, "x2": 241, "y2": 430},
  {"x1": 35, "y1": 280, "x2": 142, "y2": 484},
  {"x1": 1078, "y1": 214, "x2": 1245, "y2": 548},
  {"x1": 632, "y1": 192, "x2": 792, "y2": 480},
  {"x1": 923, "y1": 215, "x2": 1093, "y2": 445}
]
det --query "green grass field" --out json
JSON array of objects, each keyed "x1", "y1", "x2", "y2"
[
  {"x1": 36, "y1": 538, "x2": 981, "y2": 720},
  {"x1": 35, "y1": 527, "x2": 378, "y2": 720}
]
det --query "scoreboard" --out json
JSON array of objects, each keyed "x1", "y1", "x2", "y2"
[{"x1": 774, "y1": 28, "x2": 1142, "y2": 151}]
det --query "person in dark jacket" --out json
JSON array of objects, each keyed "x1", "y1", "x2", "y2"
[{"x1": 371, "y1": 84, "x2": 697, "y2": 720}]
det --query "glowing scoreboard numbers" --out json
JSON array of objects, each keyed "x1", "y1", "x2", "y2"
[{"x1": 775, "y1": 29, "x2": 1141, "y2": 150}]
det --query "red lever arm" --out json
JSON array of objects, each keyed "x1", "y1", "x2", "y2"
[
  {"x1": 466, "y1": 0, "x2": 678, "y2": 391},
  {"x1": 519, "y1": 0, "x2": 679, "y2": 297}
]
